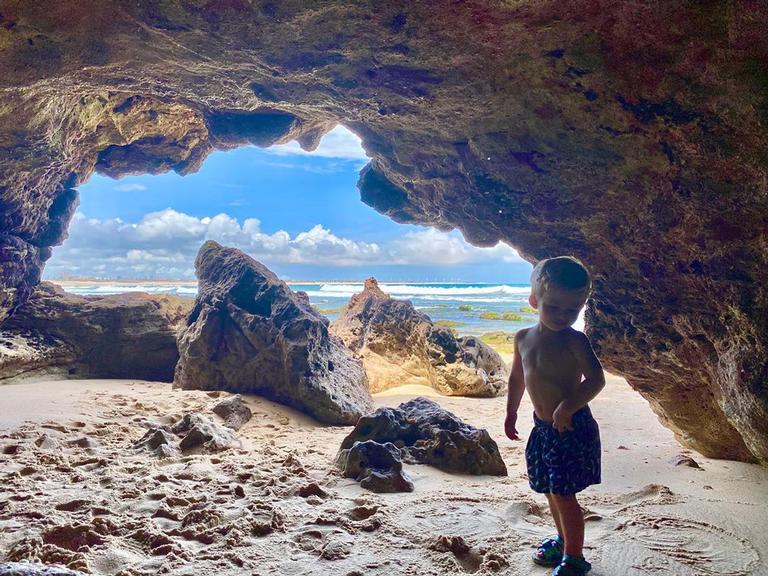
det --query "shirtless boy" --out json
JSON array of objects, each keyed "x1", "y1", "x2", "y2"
[{"x1": 505, "y1": 256, "x2": 605, "y2": 576}]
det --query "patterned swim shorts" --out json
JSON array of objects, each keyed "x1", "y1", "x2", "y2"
[{"x1": 525, "y1": 406, "x2": 601, "y2": 496}]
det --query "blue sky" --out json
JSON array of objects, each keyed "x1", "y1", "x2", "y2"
[{"x1": 44, "y1": 126, "x2": 533, "y2": 283}]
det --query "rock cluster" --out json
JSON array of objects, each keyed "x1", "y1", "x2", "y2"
[
  {"x1": 174, "y1": 241, "x2": 373, "y2": 425},
  {"x1": 0, "y1": 2, "x2": 767, "y2": 462},
  {"x1": 339, "y1": 397, "x2": 507, "y2": 478},
  {"x1": 330, "y1": 278, "x2": 508, "y2": 397},
  {"x1": 0, "y1": 283, "x2": 192, "y2": 383}
]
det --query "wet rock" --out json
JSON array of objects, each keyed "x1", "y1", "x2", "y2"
[
  {"x1": 172, "y1": 413, "x2": 240, "y2": 453},
  {"x1": 174, "y1": 241, "x2": 372, "y2": 425},
  {"x1": 212, "y1": 395, "x2": 253, "y2": 430},
  {"x1": 0, "y1": 283, "x2": 193, "y2": 383},
  {"x1": 330, "y1": 278, "x2": 508, "y2": 397},
  {"x1": 341, "y1": 397, "x2": 507, "y2": 476},
  {"x1": 0, "y1": 563, "x2": 88, "y2": 576},
  {"x1": 336, "y1": 440, "x2": 414, "y2": 493}
]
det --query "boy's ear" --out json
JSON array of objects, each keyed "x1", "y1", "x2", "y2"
[{"x1": 528, "y1": 293, "x2": 538, "y2": 309}]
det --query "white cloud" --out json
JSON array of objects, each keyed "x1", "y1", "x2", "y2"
[
  {"x1": 113, "y1": 183, "x2": 148, "y2": 192},
  {"x1": 45, "y1": 209, "x2": 522, "y2": 279},
  {"x1": 267, "y1": 125, "x2": 369, "y2": 160}
]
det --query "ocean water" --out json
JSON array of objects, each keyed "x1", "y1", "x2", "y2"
[{"x1": 57, "y1": 281, "x2": 585, "y2": 337}]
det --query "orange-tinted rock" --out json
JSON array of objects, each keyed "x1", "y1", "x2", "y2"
[{"x1": 330, "y1": 278, "x2": 508, "y2": 397}]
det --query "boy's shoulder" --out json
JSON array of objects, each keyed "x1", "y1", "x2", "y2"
[{"x1": 513, "y1": 326, "x2": 532, "y2": 343}]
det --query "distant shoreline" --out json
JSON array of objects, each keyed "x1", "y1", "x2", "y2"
[{"x1": 48, "y1": 279, "x2": 524, "y2": 286}]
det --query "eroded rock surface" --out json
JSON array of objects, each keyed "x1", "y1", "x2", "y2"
[
  {"x1": 174, "y1": 241, "x2": 372, "y2": 425},
  {"x1": 340, "y1": 397, "x2": 507, "y2": 476},
  {"x1": 336, "y1": 440, "x2": 414, "y2": 493},
  {"x1": 212, "y1": 395, "x2": 253, "y2": 431},
  {"x1": 0, "y1": 282, "x2": 191, "y2": 382},
  {"x1": 331, "y1": 278, "x2": 508, "y2": 396},
  {"x1": 0, "y1": 563, "x2": 88, "y2": 576},
  {"x1": 0, "y1": 2, "x2": 766, "y2": 462}
]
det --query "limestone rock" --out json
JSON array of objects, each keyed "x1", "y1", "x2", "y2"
[
  {"x1": 133, "y1": 428, "x2": 178, "y2": 459},
  {"x1": 174, "y1": 241, "x2": 372, "y2": 425},
  {"x1": 0, "y1": 563, "x2": 87, "y2": 576},
  {"x1": 330, "y1": 278, "x2": 508, "y2": 397},
  {"x1": 336, "y1": 440, "x2": 414, "y2": 493},
  {"x1": 1, "y1": 2, "x2": 767, "y2": 463},
  {"x1": 0, "y1": 283, "x2": 191, "y2": 382},
  {"x1": 340, "y1": 397, "x2": 507, "y2": 476},
  {"x1": 212, "y1": 395, "x2": 253, "y2": 430}
]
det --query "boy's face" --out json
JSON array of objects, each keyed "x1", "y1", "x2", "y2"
[{"x1": 529, "y1": 285, "x2": 588, "y2": 332}]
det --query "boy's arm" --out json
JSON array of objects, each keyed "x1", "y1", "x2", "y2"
[
  {"x1": 505, "y1": 331, "x2": 526, "y2": 441},
  {"x1": 559, "y1": 331, "x2": 606, "y2": 414}
]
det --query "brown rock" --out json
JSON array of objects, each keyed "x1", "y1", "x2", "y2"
[
  {"x1": 174, "y1": 241, "x2": 373, "y2": 425},
  {"x1": 330, "y1": 278, "x2": 508, "y2": 397},
  {"x1": 335, "y1": 440, "x2": 414, "y2": 493},
  {"x1": 0, "y1": 2, "x2": 767, "y2": 463},
  {"x1": 212, "y1": 395, "x2": 253, "y2": 430},
  {"x1": 0, "y1": 282, "x2": 192, "y2": 382}
]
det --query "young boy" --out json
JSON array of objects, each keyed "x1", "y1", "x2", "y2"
[{"x1": 505, "y1": 256, "x2": 605, "y2": 576}]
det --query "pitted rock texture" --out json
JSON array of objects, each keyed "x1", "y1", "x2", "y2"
[
  {"x1": 0, "y1": 2, "x2": 766, "y2": 461},
  {"x1": 212, "y1": 394, "x2": 253, "y2": 430},
  {"x1": 330, "y1": 278, "x2": 508, "y2": 396},
  {"x1": 0, "y1": 282, "x2": 189, "y2": 382},
  {"x1": 174, "y1": 241, "x2": 372, "y2": 425},
  {"x1": 340, "y1": 397, "x2": 507, "y2": 476},
  {"x1": 0, "y1": 563, "x2": 87, "y2": 576},
  {"x1": 335, "y1": 440, "x2": 414, "y2": 493}
]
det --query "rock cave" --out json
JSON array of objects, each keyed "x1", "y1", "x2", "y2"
[{"x1": 0, "y1": 0, "x2": 767, "y2": 469}]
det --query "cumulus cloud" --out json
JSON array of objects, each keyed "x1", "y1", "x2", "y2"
[
  {"x1": 45, "y1": 209, "x2": 522, "y2": 279},
  {"x1": 267, "y1": 125, "x2": 369, "y2": 160}
]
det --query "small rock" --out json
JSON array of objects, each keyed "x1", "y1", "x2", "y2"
[
  {"x1": 172, "y1": 413, "x2": 240, "y2": 453},
  {"x1": 671, "y1": 454, "x2": 700, "y2": 468},
  {"x1": 336, "y1": 440, "x2": 414, "y2": 493},
  {"x1": 212, "y1": 395, "x2": 253, "y2": 430},
  {"x1": 0, "y1": 563, "x2": 88, "y2": 576}
]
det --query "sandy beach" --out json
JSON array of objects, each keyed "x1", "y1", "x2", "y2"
[{"x1": 1, "y1": 373, "x2": 766, "y2": 575}]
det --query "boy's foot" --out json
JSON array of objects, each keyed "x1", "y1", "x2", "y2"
[
  {"x1": 552, "y1": 554, "x2": 592, "y2": 576},
  {"x1": 532, "y1": 535, "x2": 563, "y2": 567}
]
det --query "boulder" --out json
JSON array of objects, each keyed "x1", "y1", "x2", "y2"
[
  {"x1": 212, "y1": 395, "x2": 253, "y2": 430},
  {"x1": 336, "y1": 440, "x2": 414, "y2": 493},
  {"x1": 340, "y1": 397, "x2": 507, "y2": 476},
  {"x1": 0, "y1": 283, "x2": 193, "y2": 383},
  {"x1": 330, "y1": 278, "x2": 508, "y2": 397},
  {"x1": 174, "y1": 241, "x2": 373, "y2": 425}
]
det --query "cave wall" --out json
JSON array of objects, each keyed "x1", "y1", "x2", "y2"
[{"x1": 0, "y1": 0, "x2": 766, "y2": 462}]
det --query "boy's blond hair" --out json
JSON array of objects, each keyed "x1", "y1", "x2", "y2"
[{"x1": 531, "y1": 256, "x2": 591, "y2": 297}]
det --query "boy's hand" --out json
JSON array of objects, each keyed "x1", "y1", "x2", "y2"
[
  {"x1": 504, "y1": 413, "x2": 520, "y2": 441},
  {"x1": 552, "y1": 403, "x2": 574, "y2": 433}
]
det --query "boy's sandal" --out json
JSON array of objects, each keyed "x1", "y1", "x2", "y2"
[
  {"x1": 552, "y1": 555, "x2": 592, "y2": 576},
  {"x1": 532, "y1": 535, "x2": 563, "y2": 567}
]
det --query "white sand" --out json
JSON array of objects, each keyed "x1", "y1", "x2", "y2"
[{"x1": 1, "y1": 374, "x2": 766, "y2": 575}]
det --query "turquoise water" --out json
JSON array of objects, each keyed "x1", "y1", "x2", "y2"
[{"x1": 57, "y1": 281, "x2": 577, "y2": 337}]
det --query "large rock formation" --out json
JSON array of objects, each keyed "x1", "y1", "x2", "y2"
[
  {"x1": 0, "y1": 2, "x2": 766, "y2": 462},
  {"x1": 331, "y1": 278, "x2": 508, "y2": 396},
  {"x1": 174, "y1": 241, "x2": 373, "y2": 425},
  {"x1": 0, "y1": 282, "x2": 191, "y2": 382}
]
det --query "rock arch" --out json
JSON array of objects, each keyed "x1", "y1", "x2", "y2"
[{"x1": 1, "y1": 1, "x2": 766, "y2": 462}]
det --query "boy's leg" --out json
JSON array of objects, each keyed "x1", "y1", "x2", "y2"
[
  {"x1": 545, "y1": 493, "x2": 565, "y2": 538},
  {"x1": 550, "y1": 494, "x2": 584, "y2": 557}
]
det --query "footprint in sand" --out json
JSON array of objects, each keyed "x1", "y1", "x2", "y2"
[{"x1": 607, "y1": 514, "x2": 760, "y2": 576}]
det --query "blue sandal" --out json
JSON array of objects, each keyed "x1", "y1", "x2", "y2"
[
  {"x1": 532, "y1": 534, "x2": 564, "y2": 567},
  {"x1": 552, "y1": 554, "x2": 592, "y2": 575}
]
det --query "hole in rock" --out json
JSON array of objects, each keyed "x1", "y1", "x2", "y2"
[{"x1": 44, "y1": 125, "x2": 551, "y2": 368}]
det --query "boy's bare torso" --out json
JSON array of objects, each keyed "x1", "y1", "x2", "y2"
[{"x1": 516, "y1": 325, "x2": 584, "y2": 422}]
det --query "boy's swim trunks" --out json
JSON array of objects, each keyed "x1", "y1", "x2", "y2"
[{"x1": 525, "y1": 406, "x2": 601, "y2": 495}]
